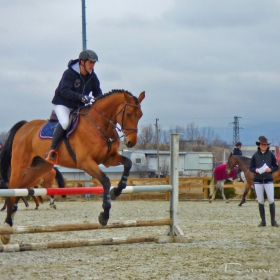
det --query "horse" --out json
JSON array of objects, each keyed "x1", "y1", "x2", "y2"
[
  {"x1": 0, "y1": 166, "x2": 65, "y2": 211},
  {"x1": 209, "y1": 163, "x2": 237, "y2": 203},
  {"x1": 0, "y1": 89, "x2": 145, "y2": 244},
  {"x1": 226, "y1": 153, "x2": 280, "y2": 206}
]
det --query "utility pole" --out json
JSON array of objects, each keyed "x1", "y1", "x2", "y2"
[
  {"x1": 155, "y1": 118, "x2": 160, "y2": 178},
  {"x1": 229, "y1": 116, "x2": 243, "y2": 148},
  {"x1": 81, "y1": 0, "x2": 87, "y2": 50}
]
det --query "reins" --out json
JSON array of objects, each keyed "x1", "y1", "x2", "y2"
[{"x1": 79, "y1": 99, "x2": 141, "y2": 163}]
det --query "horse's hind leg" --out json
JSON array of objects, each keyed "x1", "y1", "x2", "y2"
[
  {"x1": 1, "y1": 196, "x2": 19, "y2": 244},
  {"x1": 110, "y1": 156, "x2": 132, "y2": 200},
  {"x1": 20, "y1": 197, "x2": 29, "y2": 209},
  {"x1": 1, "y1": 198, "x2": 7, "y2": 211},
  {"x1": 49, "y1": 196, "x2": 57, "y2": 209},
  {"x1": 239, "y1": 185, "x2": 250, "y2": 206}
]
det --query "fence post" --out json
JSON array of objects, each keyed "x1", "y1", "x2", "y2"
[{"x1": 203, "y1": 175, "x2": 209, "y2": 199}]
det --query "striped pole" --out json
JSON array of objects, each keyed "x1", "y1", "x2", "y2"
[{"x1": 0, "y1": 185, "x2": 172, "y2": 197}]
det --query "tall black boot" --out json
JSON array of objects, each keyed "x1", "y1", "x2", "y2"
[
  {"x1": 269, "y1": 202, "x2": 278, "y2": 227},
  {"x1": 45, "y1": 123, "x2": 66, "y2": 163},
  {"x1": 258, "y1": 203, "x2": 266, "y2": 227}
]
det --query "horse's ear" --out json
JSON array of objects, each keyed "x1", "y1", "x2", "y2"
[{"x1": 138, "y1": 91, "x2": 145, "y2": 103}]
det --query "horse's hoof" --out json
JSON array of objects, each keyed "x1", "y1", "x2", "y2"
[
  {"x1": 226, "y1": 201, "x2": 229, "y2": 203},
  {"x1": 98, "y1": 213, "x2": 108, "y2": 226},
  {"x1": 209, "y1": 200, "x2": 212, "y2": 203},
  {"x1": 53, "y1": 205, "x2": 57, "y2": 210},
  {"x1": 109, "y1": 188, "x2": 118, "y2": 201},
  {"x1": 35, "y1": 207, "x2": 39, "y2": 210}
]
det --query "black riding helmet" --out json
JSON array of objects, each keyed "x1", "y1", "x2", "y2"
[
  {"x1": 79, "y1": 50, "x2": 99, "y2": 62},
  {"x1": 235, "y1": 142, "x2": 242, "y2": 147}
]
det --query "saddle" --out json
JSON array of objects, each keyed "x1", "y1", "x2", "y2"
[
  {"x1": 40, "y1": 110, "x2": 79, "y2": 139},
  {"x1": 40, "y1": 109, "x2": 81, "y2": 164}
]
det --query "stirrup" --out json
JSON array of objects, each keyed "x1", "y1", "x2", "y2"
[{"x1": 45, "y1": 149, "x2": 58, "y2": 164}]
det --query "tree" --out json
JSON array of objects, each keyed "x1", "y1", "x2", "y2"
[
  {"x1": 136, "y1": 124, "x2": 156, "y2": 149},
  {"x1": 160, "y1": 158, "x2": 169, "y2": 177}
]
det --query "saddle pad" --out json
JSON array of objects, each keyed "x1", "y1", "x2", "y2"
[
  {"x1": 39, "y1": 116, "x2": 79, "y2": 139},
  {"x1": 214, "y1": 164, "x2": 236, "y2": 181}
]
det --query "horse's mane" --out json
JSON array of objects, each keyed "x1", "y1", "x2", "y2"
[
  {"x1": 93, "y1": 89, "x2": 139, "y2": 104},
  {"x1": 233, "y1": 155, "x2": 251, "y2": 164}
]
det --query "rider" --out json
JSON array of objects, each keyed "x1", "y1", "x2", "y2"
[
  {"x1": 233, "y1": 142, "x2": 242, "y2": 156},
  {"x1": 233, "y1": 141, "x2": 243, "y2": 181},
  {"x1": 45, "y1": 50, "x2": 103, "y2": 163}
]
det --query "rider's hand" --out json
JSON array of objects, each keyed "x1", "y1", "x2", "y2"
[{"x1": 80, "y1": 95, "x2": 92, "y2": 104}]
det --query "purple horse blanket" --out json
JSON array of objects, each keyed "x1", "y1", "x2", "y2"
[{"x1": 214, "y1": 164, "x2": 236, "y2": 181}]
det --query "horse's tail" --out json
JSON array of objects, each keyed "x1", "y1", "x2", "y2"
[
  {"x1": 0, "y1": 120, "x2": 28, "y2": 182},
  {"x1": 53, "y1": 166, "x2": 66, "y2": 198},
  {"x1": 209, "y1": 172, "x2": 215, "y2": 196},
  {"x1": 53, "y1": 167, "x2": 65, "y2": 188}
]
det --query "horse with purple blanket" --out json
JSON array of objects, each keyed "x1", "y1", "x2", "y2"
[{"x1": 209, "y1": 164, "x2": 237, "y2": 203}]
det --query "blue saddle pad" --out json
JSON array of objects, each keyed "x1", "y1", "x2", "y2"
[{"x1": 39, "y1": 117, "x2": 79, "y2": 139}]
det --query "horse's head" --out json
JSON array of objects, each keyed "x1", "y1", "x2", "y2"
[
  {"x1": 117, "y1": 91, "x2": 145, "y2": 148},
  {"x1": 226, "y1": 152, "x2": 235, "y2": 174}
]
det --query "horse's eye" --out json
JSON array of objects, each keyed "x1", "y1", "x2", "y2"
[{"x1": 126, "y1": 113, "x2": 130, "y2": 117}]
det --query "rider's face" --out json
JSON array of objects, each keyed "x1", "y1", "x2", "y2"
[{"x1": 80, "y1": 60, "x2": 96, "y2": 75}]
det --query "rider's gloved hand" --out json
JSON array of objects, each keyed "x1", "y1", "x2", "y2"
[{"x1": 80, "y1": 95, "x2": 92, "y2": 104}]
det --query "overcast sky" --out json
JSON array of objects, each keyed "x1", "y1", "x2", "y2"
[{"x1": 1, "y1": 0, "x2": 280, "y2": 145}]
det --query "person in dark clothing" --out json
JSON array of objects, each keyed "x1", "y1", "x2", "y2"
[
  {"x1": 233, "y1": 142, "x2": 242, "y2": 156},
  {"x1": 249, "y1": 136, "x2": 279, "y2": 227},
  {"x1": 232, "y1": 142, "x2": 243, "y2": 181},
  {"x1": 46, "y1": 50, "x2": 103, "y2": 163}
]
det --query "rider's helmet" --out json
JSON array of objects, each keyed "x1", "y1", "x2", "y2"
[
  {"x1": 79, "y1": 50, "x2": 98, "y2": 62},
  {"x1": 235, "y1": 142, "x2": 242, "y2": 147}
]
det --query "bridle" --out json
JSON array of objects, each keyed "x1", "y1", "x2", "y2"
[{"x1": 79, "y1": 101, "x2": 141, "y2": 152}]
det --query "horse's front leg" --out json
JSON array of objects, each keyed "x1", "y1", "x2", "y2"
[
  {"x1": 1, "y1": 196, "x2": 19, "y2": 244},
  {"x1": 110, "y1": 156, "x2": 131, "y2": 200},
  {"x1": 220, "y1": 181, "x2": 229, "y2": 203},
  {"x1": 99, "y1": 173, "x2": 111, "y2": 225}
]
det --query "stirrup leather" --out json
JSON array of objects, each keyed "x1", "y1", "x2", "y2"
[{"x1": 45, "y1": 149, "x2": 59, "y2": 164}]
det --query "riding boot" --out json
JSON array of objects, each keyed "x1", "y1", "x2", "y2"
[
  {"x1": 45, "y1": 123, "x2": 66, "y2": 162},
  {"x1": 258, "y1": 203, "x2": 266, "y2": 227},
  {"x1": 269, "y1": 202, "x2": 278, "y2": 227}
]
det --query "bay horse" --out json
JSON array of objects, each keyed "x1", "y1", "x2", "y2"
[
  {"x1": 226, "y1": 153, "x2": 280, "y2": 206},
  {"x1": 209, "y1": 164, "x2": 237, "y2": 203},
  {"x1": 0, "y1": 89, "x2": 145, "y2": 244},
  {"x1": 0, "y1": 166, "x2": 65, "y2": 210}
]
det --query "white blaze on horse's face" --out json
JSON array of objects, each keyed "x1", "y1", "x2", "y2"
[{"x1": 121, "y1": 91, "x2": 145, "y2": 148}]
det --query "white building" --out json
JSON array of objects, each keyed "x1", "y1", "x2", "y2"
[{"x1": 55, "y1": 149, "x2": 213, "y2": 180}]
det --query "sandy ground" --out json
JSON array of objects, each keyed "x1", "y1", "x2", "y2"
[{"x1": 0, "y1": 198, "x2": 279, "y2": 280}]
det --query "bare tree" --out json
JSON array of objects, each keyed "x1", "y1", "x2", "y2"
[
  {"x1": 136, "y1": 125, "x2": 156, "y2": 149},
  {"x1": 160, "y1": 158, "x2": 169, "y2": 177}
]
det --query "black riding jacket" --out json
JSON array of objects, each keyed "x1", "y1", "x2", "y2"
[
  {"x1": 52, "y1": 59, "x2": 102, "y2": 109},
  {"x1": 233, "y1": 147, "x2": 242, "y2": 156},
  {"x1": 249, "y1": 147, "x2": 279, "y2": 183}
]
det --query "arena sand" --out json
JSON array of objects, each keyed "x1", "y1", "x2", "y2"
[{"x1": 0, "y1": 199, "x2": 279, "y2": 280}]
